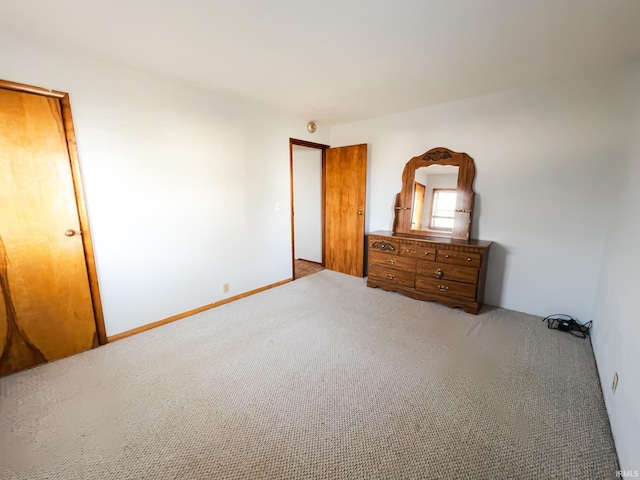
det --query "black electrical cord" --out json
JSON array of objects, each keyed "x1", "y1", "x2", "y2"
[{"x1": 542, "y1": 314, "x2": 592, "y2": 339}]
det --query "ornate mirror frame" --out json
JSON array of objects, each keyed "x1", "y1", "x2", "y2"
[{"x1": 393, "y1": 147, "x2": 476, "y2": 241}]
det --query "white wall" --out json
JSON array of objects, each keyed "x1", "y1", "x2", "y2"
[
  {"x1": 3, "y1": 27, "x2": 636, "y2": 468},
  {"x1": 330, "y1": 71, "x2": 626, "y2": 322},
  {"x1": 292, "y1": 146, "x2": 322, "y2": 263},
  {"x1": 591, "y1": 59, "x2": 640, "y2": 472},
  {"x1": 0, "y1": 32, "x2": 329, "y2": 337}
]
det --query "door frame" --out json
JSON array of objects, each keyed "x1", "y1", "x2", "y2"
[
  {"x1": 0, "y1": 79, "x2": 107, "y2": 345},
  {"x1": 289, "y1": 138, "x2": 329, "y2": 279}
]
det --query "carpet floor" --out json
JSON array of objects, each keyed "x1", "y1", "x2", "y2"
[{"x1": 0, "y1": 270, "x2": 618, "y2": 479}]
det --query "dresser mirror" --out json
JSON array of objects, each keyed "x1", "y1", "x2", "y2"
[
  {"x1": 410, "y1": 165, "x2": 460, "y2": 231},
  {"x1": 393, "y1": 147, "x2": 476, "y2": 240}
]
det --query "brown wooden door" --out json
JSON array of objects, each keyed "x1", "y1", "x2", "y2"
[
  {"x1": 0, "y1": 87, "x2": 98, "y2": 377},
  {"x1": 411, "y1": 182, "x2": 426, "y2": 229},
  {"x1": 325, "y1": 144, "x2": 367, "y2": 277}
]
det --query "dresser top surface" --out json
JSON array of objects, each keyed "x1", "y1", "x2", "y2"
[{"x1": 370, "y1": 230, "x2": 492, "y2": 248}]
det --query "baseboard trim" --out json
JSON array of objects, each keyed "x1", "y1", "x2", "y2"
[
  {"x1": 296, "y1": 258, "x2": 324, "y2": 266},
  {"x1": 107, "y1": 278, "x2": 293, "y2": 343}
]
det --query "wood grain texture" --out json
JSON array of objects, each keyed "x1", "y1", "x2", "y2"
[
  {"x1": 436, "y1": 250, "x2": 482, "y2": 268},
  {"x1": 399, "y1": 244, "x2": 436, "y2": 259},
  {"x1": 369, "y1": 251, "x2": 416, "y2": 271},
  {"x1": 289, "y1": 138, "x2": 329, "y2": 150},
  {"x1": 368, "y1": 265, "x2": 415, "y2": 289},
  {"x1": 414, "y1": 277, "x2": 477, "y2": 301},
  {"x1": 416, "y1": 261, "x2": 478, "y2": 284},
  {"x1": 0, "y1": 79, "x2": 66, "y2": 98},
  {"x1": 325, "y1": 144, "x2": 367, "y2": 277},
  {"x1": 294, "y1": 259, "x2": 324, "y2": 279},
  {"x1": 0, "y1": 236, "x2": 46, "y2": 375},
  {"x1": 0, "y1": 87, "x2": 97, "y2": 376},
  {"x1": 394, "y1": 147, "x2": 476, "y2": 241},
  {"x1": 0, "y1": 80, "x2": 106, "y2": 346},
  {"x1": 410, "y1": 182, "x2": 426, "y2": 229},
  {"x1": 60, "y1": 94, "x2": 107, "y2": 346},
  {"x1": 367, "y1": 232, "x2": 491, "y2": 314}
]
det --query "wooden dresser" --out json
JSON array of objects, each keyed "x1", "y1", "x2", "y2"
[{"x1": 367, "y1": 231, "x2": 491, "y2": 314}]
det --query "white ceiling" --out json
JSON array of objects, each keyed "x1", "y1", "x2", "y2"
[{"x1": 2, "y1": 0, "x2": 640, "y2": 124}]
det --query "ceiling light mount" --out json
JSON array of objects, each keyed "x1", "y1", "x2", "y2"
[{"x1": 306, "y1": 121, "x2": 317, "y2": 133}]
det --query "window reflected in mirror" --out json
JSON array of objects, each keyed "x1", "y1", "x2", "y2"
[
  {"x1": 411, "y1": 165, "x2": 459, "y2": 232},
  {"x1": 430, "y1": 189, "x2": 457, "y2": 230}
]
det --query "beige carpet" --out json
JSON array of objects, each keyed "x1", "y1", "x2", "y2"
[{"x1": 0, "y1": 270, "x2": 618, "y2": 479}]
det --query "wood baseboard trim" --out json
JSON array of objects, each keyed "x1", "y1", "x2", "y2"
[
  {"x1": 107, "y1": 278, "x2": 293, "y2": 343},
  {"x1": 296, "y1": 258, "x2": 324, "y2": 266}
]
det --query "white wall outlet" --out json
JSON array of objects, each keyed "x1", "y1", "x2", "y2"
[
  {"x1": 612, "y1": 372, "x2": 619, "y2": 393},
  {"x1": 222, "y1": 282, "x2": 229, "y2": 293}
]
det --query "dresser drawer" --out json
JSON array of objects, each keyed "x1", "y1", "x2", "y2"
[
  {"x1": 416, "y1": 261, "x2": 478, "y2": 285},
  {"x1": 369, "y1": 237, "x2": 400, "y2": 255},
  {"x1": 398, "y1": 243, "x2": 436, "y2": 260},
  {"x1": 416, "y1": 277, "x2": 476, "y2": 301},
  {"x1": 436, "y1": 250, "x2": 481, "y2": 268},
  {"x1": 369, "y1": 265, "x2": 415, "y2": 288},
  {"x1": 369, "y1": 251, "x2": 416, "y2": 272}
]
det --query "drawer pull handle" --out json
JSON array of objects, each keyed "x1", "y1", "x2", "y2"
[
  {"x1": 438, "y1": 285, "x2": 449, "y2": 291},
  {"x1": 467, "y1": 257, "x2": 472, "y2": 261},
  {"x1": 387, "y1": 259, "x2": 396, "y2": 265},
  {"x1": 424, "y1": 252, "x2": 429, "y2": 256},
  {"x1": 386, "y1": 274, "x2": 395, "y2": 279},
  {"x1": 445, "y1": 254, "x2": 450, "y2": 258},
  {"x1": 406, "y1": 249, "x2": 411, "y2": 253},
  {"x1": 435, "y1": 269, "x2": 444, "y2": 279}
]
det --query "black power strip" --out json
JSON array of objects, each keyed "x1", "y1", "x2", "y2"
[{"x1": 543, "y1": 314, "x2": 592, "y2": 339}]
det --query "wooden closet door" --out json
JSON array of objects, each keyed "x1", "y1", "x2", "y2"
[
  {"x1": 411, "y1": 182, "x2": 426, "y2": 229},
  {"x1": 0, "y1": 87, "x2": 98, "y2": 377},
  {"x1": 325, "y1": 144, "x2": 367, "y2": 277}
]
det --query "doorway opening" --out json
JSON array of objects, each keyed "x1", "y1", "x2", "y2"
[{"x1": 289, "y1": 139, "x2": 329, "y2": 279}]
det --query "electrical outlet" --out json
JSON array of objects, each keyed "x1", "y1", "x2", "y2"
[
  {"x1": 612, "y1": 372, "x2": 619, "y2": 393},
  {"x1": 222, "y1": 282, "x2": 229, "y2": 293}
]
